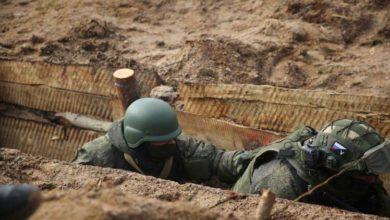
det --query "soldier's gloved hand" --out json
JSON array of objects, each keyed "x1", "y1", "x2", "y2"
[
  {"x1": 216, "y1": 150, "x2": 254, "y2": 184},
  {"x1": 233, "y1": 151, "x2": 255, "y2": 176}
]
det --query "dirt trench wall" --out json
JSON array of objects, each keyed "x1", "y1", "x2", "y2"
[
  {"x1": 0, "y1": 148, "x2": 385, "y2": 220},
  {"x1": 0, "y1": 59, "x2": 283, "y2": 161},
  {"x1": 0, "y1": 59, "x2": 390, "y2": 191},
  {"x1": 1, "y1": 0, "x2": 389, "y2": 96}
]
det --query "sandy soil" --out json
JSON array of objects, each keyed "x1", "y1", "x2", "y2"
[
  {"x1": 0, "y1": 1, "x2": 389, "y2": 219},
  {"x1": 0, "y1": 0, "x2": 389, "y2": 96},
  {"x1": 0, "y1": 148, "x2": 386, "y2": 219}
]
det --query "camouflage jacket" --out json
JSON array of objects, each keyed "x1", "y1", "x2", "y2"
[
  {"x1": 233, "y1": 126, "x2": 390, "y2": 217},
  {"x1": 73, "y1": 121, "x2": 252, "y2": 184}
]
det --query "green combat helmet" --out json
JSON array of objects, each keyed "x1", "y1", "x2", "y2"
[
  {"x1": 123, "y1": 98, "x2": 182, "y2": 148},
  {"x1": 300, "y1": 119, "x2": 389, "y2": 174}
]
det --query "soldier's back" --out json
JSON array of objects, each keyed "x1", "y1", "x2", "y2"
[{"x1": 250, "y1": 159, "x2": 307, "y2": 199}]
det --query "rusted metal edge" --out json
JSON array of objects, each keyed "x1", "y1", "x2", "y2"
[
  {"x1": 0, "y1": 59, "x2": 160, "y2": 97},
  {"x1": 177, "y1": 111, "x2": 283, "y2": 150}
]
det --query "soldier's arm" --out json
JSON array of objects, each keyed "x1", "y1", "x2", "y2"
[
  {"x1": 72, "y1": 135, "x2": 117, "y2": 167},
  {"x1": 176, "y1": 134, "x2": 253, "y2": 183}
]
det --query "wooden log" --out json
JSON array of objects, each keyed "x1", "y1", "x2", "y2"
[
  {"x1": 113, "y1": 68, "x2": 139, "y2": 114},
  {"x1": 256, "y1": 189, "x2": 276, "y2": 220}
]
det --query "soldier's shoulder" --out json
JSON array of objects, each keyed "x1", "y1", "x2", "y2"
[
  {"x1": 175, "y1": 134, "x2": 215, "y2": 157},
  {"x1": 251, "y1": 159, "x2": 306, "y2": 199},
  {"x1": 82, "y1": 135, "x2": 113, "y2": 152},
  {"x1": 175, "y1": 134, "x2": 196, "y2": 149},
  {"x1": 73, "y1": 135, "x2": 118, "y2": 166}
]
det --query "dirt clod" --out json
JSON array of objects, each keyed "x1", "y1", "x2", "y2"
[{"x1": 74, "y1": 19, "x2": 114, "y2": 39}]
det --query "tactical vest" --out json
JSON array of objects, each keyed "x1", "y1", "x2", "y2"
[{"x1": 232, "y1": 126, "x2": 317, "y2": 193}]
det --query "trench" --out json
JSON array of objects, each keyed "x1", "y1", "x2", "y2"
[{"x1": 0, "y1": 59, "x2": 389, "y2": 197}]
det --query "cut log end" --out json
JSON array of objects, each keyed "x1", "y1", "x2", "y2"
[{"x1": 113, "y1": 69, "x2": 135, "y2": 79}]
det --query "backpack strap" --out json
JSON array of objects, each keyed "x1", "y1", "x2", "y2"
[
  {"x1": 159, "y1": 156, "x2": 174, "y2": 179},
  {"x1": 124, "y1": 153, "x2": 145, "y2": 174},
  {"x1": 123, "y1": 153, "x2": 173, "y2": 179}
]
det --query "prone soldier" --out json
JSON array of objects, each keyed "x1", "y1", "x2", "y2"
[{"x1": 233, "y1": 119, "x2": 390, "y2": 217}]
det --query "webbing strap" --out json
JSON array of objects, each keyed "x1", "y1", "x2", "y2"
[
  {"x1": 124, "y1": 153, "x2": 144, "y2": 174},
  {"x1": 159, "y1": 156, "x2": 174, "y2": 179},
  {"x1": 123, "y1": 153, "x2": 173, "y2": 179}
]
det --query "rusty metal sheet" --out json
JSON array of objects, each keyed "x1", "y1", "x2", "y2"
[
  {"x1": 0, "y1": 81, "x2": 114, "y2": 121},
  {"x1": 180, "y1": 83, "x2": 390, "y2": 114},
  {"x1": 0, "y1": 59, "x2": 160, "y2": 97},
  {"x1": 0, "y1": 116, "x2": 100, "y2": 161},
  {"x1": 179, "y1": 83, "x2": 390, "y2": 137},
  {"x1": 177, "y1": 111, "x2": 283, "y2": 150}
]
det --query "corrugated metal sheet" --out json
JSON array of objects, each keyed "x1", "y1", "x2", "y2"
[
  {"x1": 0, "y1": 61, "x2": 389, "y2": 192},
  {"x1": 0, "y1": 59, "x2": 160, "y2": 97},
  {"x1": 0, "y1": 60, "x2": 114, "y2": 95},
  {"x1": 0, "y1": 116, "x2": 100, "y2": 161},
  {"x1": 179, "y1": 83, "x2": 390, "y2": 137},
  {"x1": 0, "y1": 81, "x2": 113, "y2": 121},
  {"x1": 180, "y1": 83, "x2": 389, "y2": 114},
  {"x1": 177, "y1": 111, "x2": 283, "y2": 150}
]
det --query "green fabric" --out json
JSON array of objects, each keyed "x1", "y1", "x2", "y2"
[
  {"x1": 73, "y1": 120, "x2": 250, "y2": 183},
  {"x1": 175, "y1": 134, "x2": 251, "y2": 183},
  {"x1": 232, "y1": 123, "x2": 390, "y2": 217},
  {"x1": 146, "y1": 143, "x2": 177, "y2": 159},
  {"x1": 361, "y1": 139, "x2": 390, "y2": 174},
  {"x1": 250, "y1": 159, "x2": 307, "y2": 200},
  {"x1": 72, "y1": 135, "x2": 119, "y2": 167},
  {"x1": 123, "y1": 98, "x2": 182, "y2": 148},
  {"x1": 232, "y1": 125, "x2": 316, "y2": 193}
]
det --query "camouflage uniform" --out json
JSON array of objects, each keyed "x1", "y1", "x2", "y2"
[
  {"x1": 233, "y1": 125, "x2": 390, "y2": 217},
  {"x1": 73, "y1": 120, "x2": 251, "y2": 183}
]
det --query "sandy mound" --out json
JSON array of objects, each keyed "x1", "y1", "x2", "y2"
[
  {"x1": 0, "y1": 0, "x2": 388, "y2": 95},
  {"x1": 0, "y1": 148, "x2": 385, "y2": 219}
]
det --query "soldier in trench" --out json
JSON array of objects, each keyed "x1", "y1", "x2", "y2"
[
  {"x1": 73, "y1": 98, "x2": 390, "y2": 216},
  {"x1": 73, "y1": 97, "x2": 253, "y2": 184},
  {"x1": 232, "y1": 118, "x2": 390, "y2": 217}
]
